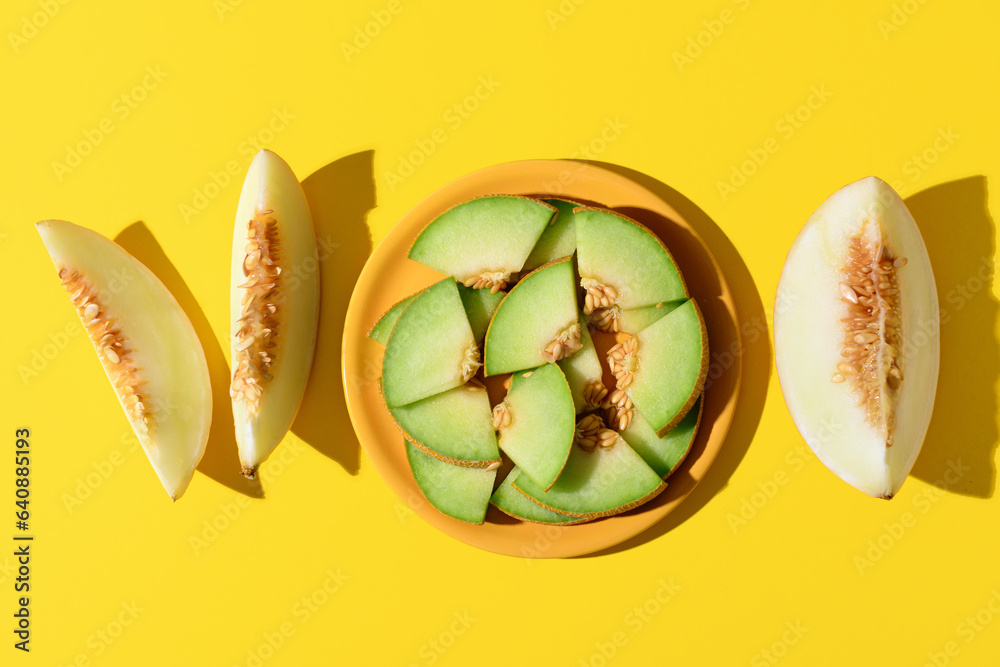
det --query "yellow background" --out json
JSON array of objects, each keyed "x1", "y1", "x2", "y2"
[{"x1": 3, "y1": 0, "x2": 998, "y2": 665}]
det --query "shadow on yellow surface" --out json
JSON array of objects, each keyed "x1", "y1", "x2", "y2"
[
  {"x1": 115, "y1": 222, "x2": 263, "y2": 499},
  {"x1": 581, "y1": 164, "x2": 771, "y2": 554},
  {"x1": 291, "y1": 151, "x2": 376, "y2": 476},
  {"x1": 906, "y1": 176, "x2": 997, "y2": 498}
]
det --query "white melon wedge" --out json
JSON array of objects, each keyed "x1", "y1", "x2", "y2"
[
  {"x1": 230, "y1": 149, "x2": 320, "y2": 478},
  {"x1": 774, "y1": 176, "x2": 939, "y2": 499},
  {"x1": 37, "y1": 220, "x2": 212, "y2": 500},
  {"x1": 405, "y1": 441, "x2": 496, "y2": 524},
  {"x1": 490, "y1": 467, "x2": 590, "y2": 525}
]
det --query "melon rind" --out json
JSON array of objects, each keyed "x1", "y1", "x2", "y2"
[
  {"x1": 405, "y1": 441, "x2": 496, "y2": 524},
  {"x1": 774, "y1": 176, "x2": 939, "y2": 498},
  {"x1": 368, "y1": 294, "x2": 418, "y2": 345}
]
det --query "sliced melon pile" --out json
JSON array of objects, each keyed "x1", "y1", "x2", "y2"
[{"x1": 372, "y1": 195, "x2": 709, "y2": 525}]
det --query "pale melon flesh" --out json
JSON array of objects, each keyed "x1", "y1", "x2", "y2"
[
  {"x1": 484, "y1": 257, "x2": 580, "y2": 375},
  {"x1": 621, "y1": 398, "x2": 702, "y2": 478},
  {"x1": 522, "y1": 198, "x2": 580, "y2": 273},
  {"x1": 381, "y1": 278, "x2": 478, "y2": 409},
  {"x1": 408, "y1": 195, "x2": 556, "y2": 287},
  {"x1": 368, "y1": 294, "x2": 417, "y2": 345},
  {"x1": 491, "y1": 468, "x2": 588, "y2": 524},
  {"x1": 774, "y1": 176, "x2": 939, "y2": 499},
  {"x1": 405, "y1": 441, "x2": 496, "y2": 524},
  {"x1": 617, "y1": 299, "x2": 685, "y2": 334},
  {"x1": 514, "y1": 436, "x2": 665, "y2": 518},
  {"x1": 495, "y1": 363, "x2": 575, "y2": 490},
  {"x1": 369, "y1": 283, "x2": 501, "y2": 347},
  {"x1": 557, "y1": 316, "x2": 605, "y2": 413}
]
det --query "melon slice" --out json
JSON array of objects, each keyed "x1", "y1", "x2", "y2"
[
  {"x1": 557, "y1": 317, "x2": 607, "y2": 413},
  {"x1": 514, "y1": 422, "x2": 665, "y2": 519},
  {"x1": 381, "y1": 278, "x2": 479, "y2": 408},
  {"x1": 615, "y1": 299, "x2": 685, "y2": 335},
  {"x1": 36, "y1": 220, "x2": 212, "y2": 500},
  {"x1": 405, "y1": 441, "x2": 496, "y2": 524},
  {"x1": 408, "y1": 195, "x2": 556, "y2": 292},
  {"x1": 484, "y1": 257, "x2": 580, "y2": 376},
  {"x1": 575, "y1": 207, "x2": 687, "y2": 333},
  {"x1": 490, "y1": 468, "x2": 590, "y2": 525},
  {"x1": 522, "y1": 198, "x2": 580, "y2": 273},
  {"x1": 367, "y1": 294, "x2": 417, "y2": 345},
  {"x1": 458, "y1": 283, "x2": 504, "y2": 344},
  {"x1": 774, "y1": 176, "x2": 939, "y2": 498},
  {"x1": 613, "y1": 299, "x2": 708, "y2": 436},
  {"x1": 388, "y1": 382, "x2": 500, "y2": 467},
  {"x1": 493, "y1": 363, "x2": 575, "y2": 489},
  {"x1": 230, "y1": 149, "x2": 320, "y2": 478},
  {"x1": 620, "y1": 398, "x2": 702, "y2": 479}
]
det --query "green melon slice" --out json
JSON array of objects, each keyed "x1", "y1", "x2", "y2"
[
  {"x1": 619, "y1": 299, "x2": 708, "y2": 437},
  {"x1": 408, "y1": 195, "x2": 556, "y2": 292},
  {"x1": 514, "y1": 435, "x2": 665, "y2": 518},
  {"x1": 557, "y1": 317, "x2": 606, "y2": 413},
  {"x1": 381, "y1": 278, "x2": 478, "y2": 408},
  {"x1": 494, "y1": 363, "x2": 575, "y2": 489},
  {"x1": 522, "y1": 198, "x2": 580, "y2": 273},
  {"x1": 484, "y1": 257, "x2": 580, "y2": 376},
  {"x1": 389, "y1": 383, "x2": 500, "y2": 467},
  {"x1": 616, "y1": 299, "x2": 685, "y2": 335},
  {"x1": 491, "y1": 468, "x2": 589, "y2": 525},
  {"x1": 368, "y1": 294, "x2": 417, "y2": 345},
  {"x1": 458, "y1": 283, "x2": 504, "y2": 344},
  {"x1": 620, "y1": 398, "x2": 702, "y2": 479},
  {"x1": 575, "y1": 207, "x2": 687, "y2": 331},
  {"x1": 405, "y1": 441, "x2": 496, "y2": 524}
]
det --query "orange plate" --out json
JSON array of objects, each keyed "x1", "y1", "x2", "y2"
[{"x1": 342, "y1": 160, "x2": 740, "y2": 558}]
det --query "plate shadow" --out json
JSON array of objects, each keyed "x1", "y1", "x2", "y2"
[
  {"x1": 115, "y1": 222, "x2": 263, "y2": 498},
  {"x1": 291, "y1": 151, "x2": 376, "y2": 475},
  {"x1": 906, "y1": 176, "x2": 997, "y2": 497},
  {"x1": 578, "y1": 162, "x2": 771, "y2": 555}
]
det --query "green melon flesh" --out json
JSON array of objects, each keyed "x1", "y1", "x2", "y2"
[
  {"x1": 575, "y1": 207, "x2": 686, "y2": 310},
  {"x1": 496, "y1": 363, "x2": 575, "y2": 489},
  {"x1": 626, "y1": 299, "x2": 708, "y2": 436},
  {"x1": 408, "y1": 195, "x2": 556, "y2": 286},
  {"x1": 381, "y1": 278, "x2": 477, "y2": 408},
  {"x1": 491, "y1": 468, "x2": 589, "y2": 524},
  {"x1": 617, "y1": 300, "x2": 685, "y2": 334},
  {"x1": 484, "y1": 257, "x2": 579, "y2": 376},
  {"x1": 368, "y1": 294, "x2": 417, "y2": 345},
  {"x1": 405, "y1": 441, "x2": 496, "y2": 524},
  {"x1": 389, "y1": 383, "x2": 500, "y2": 466},
  {"x1": 557, "y1": 317, "x2": 605, "y2": 413},
  {"x1": 458, "y1": 283, "x2": 504, "y2": 343},
  {"x1": 621, "y1": 398, "x2": 702, "y2": 478},
  {"x1": 522, "y1": 198, "x2": 580, "y2": 273},
  {"x1": 514, "y1": 437, "x2": 665, "y2": 518}
]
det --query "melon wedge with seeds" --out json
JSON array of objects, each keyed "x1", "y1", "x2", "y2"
[
  {"x1": 557, "y1": 317, "x2": 607, "y2": 413},
  {"x1": 405, "y1": 441, "x2": 496, "y2": 524},
  {"x1": 522, "y1": 198, "x2": 580, "y2": 273},
  {"x1": 368, "y1": 294, "x2": 417, "y2": 345},
  {"x1": 575, "y1": 207, "x2": 687, "y2": 333},
  {"x1": 484, "y1": 257, "x2": 580, "y2": 375},
  {"x1": 388, "y1": 382, "x2": 500, "y2": 467},
  {"x1": 621, "y1": 398, "x2": 702, "y2": 478},
  {"x1": 614, "y1": 299, "x2": 708, "y2": 437},
  {"x1": 774, "y1": 176, "x2": 939, "y2": 498},
  {"x1": 491, "y1": 468, "x2": 590, "y2": 525},
  {"x1": 514, "y1": 430, "x2": 665, "y2": 519},
  {"x1": 381, "y1": 277, "x2": 479, "y2": 408},
  {"x1": 493, "y1": 363, "x2": 575, "y2": 489},
  {"x1": 37, "y1": 220, "x2": 211, "y2": 500},
  {"x1": 408, "y1": 195, "x2": 556, "y2": 293},
  {"x1": 458, "y1": 283, "x2": 504, "y2": 344},
  {"x1": 230, "y1": 149, "x2": 320, "y2": 478}
]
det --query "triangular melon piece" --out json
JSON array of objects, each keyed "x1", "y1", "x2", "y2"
[
  {"x1": 491, "y1": 468, "x2": 590, "y2": 525},
  {"x1": 575, "y1": 207, "x2": 687, "y2": 333},
  {"x1": 522, "y1": 198, "x2": 580, "y2": 273},
  {"x1": 620, "y1": 398, "x2": 702, "y2": 479},
  {"x1": 484, "y1": 257, "x2": 580, "y2": 376},
  {"x1": 367, "y1": 294, "x2": 417, "y2": 345},
  {"x1": 613, "y1": 299, "x2": 708, "y2": 436},
  {"x1": 557, "y1": 317, "x2": 607, "y2": 413},
  {"x1": 514, "y1": 429, "x2": 665, "y2": 519},
  {"x1": 381, "y1": 278, "x2": 478, "y2": 408},
  {"x1": 494, "y1": 363, "x2": 575, "y2": 489},
  {"x1": 614, "y1": 299, "x2": 685, "y2": 335},
  {"x1": 405, "y1": 441, "x2": 496, "y2": 524},
  {"x1": 458, "y1": 283, "x2": 504, "y2": 344},
  {"x1": 389, "y1": 382, "x2": 500, "y2": 467},
  {"x1": 408, "y1": 195, "x2": 556, "y2": 292}
]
